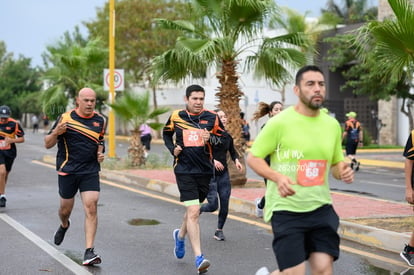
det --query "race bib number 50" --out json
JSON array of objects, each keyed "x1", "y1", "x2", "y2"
[
  {"x1": 297, "y1": 160, "x2": 327, "y2": 186},
  {"x1": 183, "y1": 129, "x2": 205, "y2": 147}
]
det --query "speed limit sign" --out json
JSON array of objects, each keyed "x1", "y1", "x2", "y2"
[{"x1": 104, "y1": 69, "x2": 124, "y2": 91}]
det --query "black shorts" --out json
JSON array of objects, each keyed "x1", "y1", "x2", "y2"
[
  {"x1": 58, "y1": 172, "x2": 100, "y2": 199},
  {"x1": 271, "y1": 204, "x2": 340, "y2": 271},
  {"x1": 175, "y1": 174, "x2": 211, "y2": 203},
  {"x1": 345, "y1": 140, "x2": 358, "y2": 155},
  {"x1": 140, "y1": 134, "x2": 152, "y2": 150},
  {"x1": 0, "y1": 152, "x2": 15, "y2": 172}
]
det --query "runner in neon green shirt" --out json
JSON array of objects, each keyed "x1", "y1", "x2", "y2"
[{"x1": 248, "y1": 65, "x2": 354, "y2": 275}]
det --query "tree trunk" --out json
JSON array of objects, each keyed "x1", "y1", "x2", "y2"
[
  {"x1": 216, "y1": 59, "x2": 247, "y2": 186},
  {"x1": 128, "y1": 129, "x2": 146, "y2": 167}
]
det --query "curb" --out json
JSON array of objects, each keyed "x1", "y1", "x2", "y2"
[
  {"x1": 98, "y1": 168, "x2": 407, "y2": 254},
  {"x1": 42, "y1": 155, "x2": 407, "y2": 254},
  {"x1": 339, "y1": 221, "x2": 409, "y2": 253}
]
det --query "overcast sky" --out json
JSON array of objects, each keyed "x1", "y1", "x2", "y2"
[{"x1": 0, "y1": 0, "x2": 377, "y2": 67}]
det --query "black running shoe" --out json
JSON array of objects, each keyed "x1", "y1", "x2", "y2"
[
  {"x1": 54, "y1": 220, "x2": 70, "y2": 245},
  {"x1": 355, "y1": 161, "x2": 360, "y2": 171},
  {"x1": 0, "y1": 196, "x2": 6, "y2": 207},
  {"x1": 214, "y1": 230, "x2": 225, "y2": 241},
  {"x1": 401, "y1": 244, "x2": 414, "y2": 266},
  {"x1": 83, "y1": 248, "x2": 102, "y2": 266}
]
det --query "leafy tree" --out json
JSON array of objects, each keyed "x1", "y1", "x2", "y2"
[
  {"x1": 85, "y1": 0, "x2": 189, "y2": 137},
  {"x1": 268, "y1": 7, "x2": 336, "y2": 102},
  {"x1": 0, "y1": 41, "x2": 42, "y2": 118},
  {"x1": 152, "y1": 0, "x2": 307, "y2": 185},
  {"x1": 354, "y1": 0, "x2": 414, "y2": 129},
  {"x1": 321, "y1": 0, "x2": 377, "y2": 24},
  {"x1": 324, "y1": 32, "x2": 409, "y2": 100},
  {"x1": 41, "y1": 28, "x2": 108, "y2": 119},
  {"x1": 85, "y1": 0, "x2": 188, "y2": 85},
  {"x1": 109, "y1": 91, "x2": 169, "y2": 167}
]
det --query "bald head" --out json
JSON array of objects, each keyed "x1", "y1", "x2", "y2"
[
  {"x1": 76, "y1": 87, "x2": 97, "y2": 117},
  {"x1": 78, "y1": 87, "x2": 96, "y2": 97}
]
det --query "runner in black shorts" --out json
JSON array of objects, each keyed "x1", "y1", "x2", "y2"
[
  {"x1": 58, "y1": 173, "x2": 100, "y2": 199},
  {"x1": 45, "y1": 87, "x2": 106, "y2": 266},
  {"x1": 0, "y1": 105, "x2": 25, "y2": 207},
  {"x1": 163, "y1": 84, "x2": 224, "y2": 274},
  {"x1": 247, "y1": 66, "x2": 354, "y2": 275},
  {"x1": 271, "y1": 205, "x2": 340, "y2": 271}
]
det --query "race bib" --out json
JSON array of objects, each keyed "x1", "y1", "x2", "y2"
[
  {"x1": 0, "y1": 140, "x2": 10, "y2": 150},
  {"x1": 183, "y1": 129, "x2": 204, "y2": 147},
  {"x1": 297, "y1": 160, "x2": 327, "y2": 187}
]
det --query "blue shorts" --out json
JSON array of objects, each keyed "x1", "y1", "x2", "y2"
[
  {"x1": 271, "y1": 204, "x2": 340, "y2": 271},
  {"x1": 58, "y1": 173, "x2": 100, "y2": 199}
]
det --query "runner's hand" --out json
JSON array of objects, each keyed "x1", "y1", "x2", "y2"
[
  {"x1": 274, "y1": 174, "x2": 295, "y2": 197},
  {"x1": 173, "y1": 145, "x2": 182, "y2": 157},
  {"x1": 202, "y1": 128, "x2": 210, "y2": 143},
  {"x1": 97, "y1": 152, "x2": 104, "y2": 163},
  {"x1": 340, "y1": 164, "x2": 354, "y2": 184}
]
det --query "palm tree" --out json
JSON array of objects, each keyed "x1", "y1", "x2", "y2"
[
  {"x1": 321, "y1": 0, "x2": 377, "y2": 24},
  {"x1": 267, "y1": 7, "x2": 336, "y2": 102},
  {"x1": 152, "y1": 0, "x2": 307, "y2": 185},
  {"x1": 355, "y1": 0, "x2": 414, "y2": 130},
  {"x1": 109, "y1": 90, "x2": 169, "y2": 167},
  {"x1": 42, "y1": 31, "x2": 108, "y2": 119}
]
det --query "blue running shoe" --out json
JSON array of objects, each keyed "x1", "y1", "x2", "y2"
[
  {"x1": 195, "y1": 254, "x2": 210, "y2": 274},
  {"x1": 173, "y1": 229, "x2": 185, "y2": 259}
]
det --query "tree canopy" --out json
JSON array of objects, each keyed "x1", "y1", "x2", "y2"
[
  {"x1": 354, "y1": 0, "x2": 414, "y2": 129},
  {"x1": 41, "y1": 28, "x2": 108, "y2": 119},
  {"x1": 0, "y1": 41, "x2": 42, "y2": 118},
  {"x1": 151, "y1": 0, "x2": 308, "y2": 185},
  {"x1": 85, "y1": 0, "x2": 189, "y2": 85}
]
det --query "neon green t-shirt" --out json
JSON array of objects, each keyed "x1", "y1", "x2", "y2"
[{"x1": 250, "y1": 106, "x2": 344, "y2": 222}]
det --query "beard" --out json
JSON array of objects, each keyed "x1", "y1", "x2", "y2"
[{"x1": 299, "y1": 92, "x2": 324, "y2": 110}]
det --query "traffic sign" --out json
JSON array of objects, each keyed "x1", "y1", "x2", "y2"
[{"x1": 104, "y1": 69, "x2": 124, "y2": 91}]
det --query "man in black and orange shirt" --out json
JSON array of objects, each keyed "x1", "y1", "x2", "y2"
[
  {"x1": 400, "y1": 130, "x2": 414, "y2": 266},
  {"x1": 44, "y1": 87, "x2": 106, "y2": 266},
  {"x1": 163, "y1": 84, "x2": 224, "y2": 274},
  {"x1": 0, "y1": 105, "x2": 25, "y2": 207}
]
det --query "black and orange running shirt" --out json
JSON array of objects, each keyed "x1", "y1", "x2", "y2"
[
  {"x1": 404, "y1": 131, "x2": 414, "y2": 187},
  {"x1": 404, "y1": 131, "x2": 414, "y2": 160},
  {"x1": 0, "y1": 118, "x2": 25, "y2": 158},
  {"x1": 163, "y1": 109, "x2": 224, "y2": 175},
  {"x1": 49, "y1": 109, "x2": 106, "y2": 174}
]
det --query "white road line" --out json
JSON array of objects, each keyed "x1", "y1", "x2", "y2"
[
  {"x1": 0, "y1": 213, "x2": 91, "y2": 275},
  {"x1": 33, "y1": 159, "x2": 405, "y2": 270}
]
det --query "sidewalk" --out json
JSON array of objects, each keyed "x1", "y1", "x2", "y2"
[{"x1": 99, "y1": 148, "x2": 412, "y2": 254}]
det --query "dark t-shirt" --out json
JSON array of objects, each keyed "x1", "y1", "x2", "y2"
[
  {"x1": 49, "y1": 109, "x2": 106, "y2": 174},
  {"x1": 163, "y1": 109, "x2": 224, "y2": 175},
  {"x1": 403, "y1": 132, "x2": 414, "y2": 187},
  {"x1": 209, "y1": 131, "x2": 238, "y2": 176},
  {"x1": 0, "y1": 118, "x2": 25, "y2": 158}
]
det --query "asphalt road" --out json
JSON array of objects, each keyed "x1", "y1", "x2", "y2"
[
  {"x1": 124, "y1": 137, "x2": 407, "y2": 203},
  {"x1": 0, "y1": 132, "x2": 412, "y2": 274}
]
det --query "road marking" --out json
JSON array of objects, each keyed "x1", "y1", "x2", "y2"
[
  {"x1": 340, "y1": 245, "x2": 411, "y2": 270},
  {"x1": 0, "y1": 213, "x2": 92, "y2": 275},
  {"x1": 33, "y1": 159, "x2": 407, "y2": 270},
  {"x1": 100, "y1": 179, "x2": 273, "y2": 230}
]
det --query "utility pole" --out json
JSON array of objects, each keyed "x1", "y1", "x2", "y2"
[{"x1": 108, "y1": 0, "x2": 116, "y2": 157}]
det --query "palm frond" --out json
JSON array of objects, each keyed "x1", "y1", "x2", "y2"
[{"x1": 109, "y1": 91, "x2": 169, "y2": 131}]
